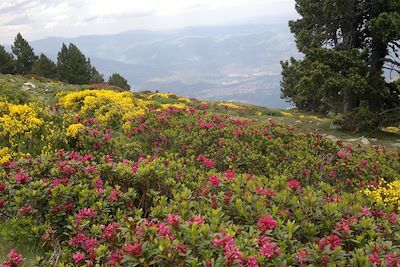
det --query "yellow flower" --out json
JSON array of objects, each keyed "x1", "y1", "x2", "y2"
[
  {"x1": 66, "y1": 123, "x2": 85, "y2": 137},
  {"x1": 0, "y1": 101, "x2": 43, "y2": 137},
  {"x1": 0, "y1": 147, "x2": 12, "y2": 163},
  {"x1": 364, "y1": 180, "x2": 400, "y2": 210},
  {"x1": 218, "y1": 103, "x2": 245, "y2": 110}
]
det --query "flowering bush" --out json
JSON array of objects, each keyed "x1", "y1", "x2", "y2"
[{"x1": 0, "y1": 86, "x2": 399, "y2": 266}]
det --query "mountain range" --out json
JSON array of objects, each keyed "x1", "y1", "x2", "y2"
[{"x1": 29, "y1": 23, "x2": 299, "y2": 108}]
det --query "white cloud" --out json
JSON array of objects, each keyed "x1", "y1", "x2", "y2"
[{"x1": 0, "y1": 0, "x2": 296, "y2": 43}]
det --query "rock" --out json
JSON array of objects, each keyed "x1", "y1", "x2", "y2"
[
  {"x1": 295, "y1": 120, "x2": 302, "y2": 123},
  {"x1": 329, "y1": 124, "x2": 342, "y2": 130},
  {"x1": 21, "y1": 82, "x2": 36, "y2": 91},
  {"x1": 360, "y1": 137, "x2": 370, "y2": 146},
  {"x1": 391, "y1": 143, "x2": 400, "y2": 148},
  {"x1": 9, "y1": 79, "x2": 16, "y2": 82},
  {"x1": 369, "y1": 138, "x2": 378, "y2": 142},
  {"x1": 346, "y1": 138, "x2": 359, "y2": 142}
]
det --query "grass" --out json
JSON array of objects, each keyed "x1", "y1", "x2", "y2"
[{"x1": 0, "y1": 233, "x2": 42, "y2": 266}]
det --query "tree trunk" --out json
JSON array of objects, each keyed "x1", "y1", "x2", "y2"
[{"x1": 343, "y1": 87, "x2": 354, "y2": 114}]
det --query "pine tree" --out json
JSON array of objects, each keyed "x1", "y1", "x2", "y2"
[
  {"x1": 281, "y1": 0, "x2": 400, "y2": 129},
  {"x1": 32, "y1": 53, "x2": 57, "y2": 79},
  {"x1": 90, "y1": 66, "x2": 105, "y2": 84},
  {"x1": 11, "y1": 33, "x2": 37, "y2": 74},
  {"x1": 108, "y1": 73, "x2": 130, "y2": 91},
  {"x1": 86, "y1": 58, "x2": 104, "y2": 84},
  {"x1": 57, "y1": 43, "x2": 91, "y2": 84},
  {"x1": 0, "y1": 45, "x2": 15, "y2": 74}
]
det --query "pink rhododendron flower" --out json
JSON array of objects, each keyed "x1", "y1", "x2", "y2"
[
  {"x1": 18, "y1": 205, "x2": 32, "y2": 215},
  {"x1": 288, "y1": 179, "x2": 301, "y2": 190},
  {"x1": 258, "y1": 236, "x2": 280, "y2": 259},
  {"x1": 107, "y1": 250, "x2": 123, "y2": 267},
  {"x1": 157, "y1": 222, "x2": 174, "y2": 240},
  {"x1": 224, "y1": 169, "x2": 236, "y2": 181},
  {"x1": 0, "y1": 183, "x2": 6, "y2": 192},
  {"x1": 72, "y1": 252, "x2": 85, "y2": 265},
  {"x1": 296, "y1": 249, "x2": 312, "y2": 266},
  {"x1": 246, "y1": 256, "x2": 259, "y2": 267},
  {"x1": 15, "y1": 172, "x2": 29, "y2": 184},
  {"x1": 176, "y1": 244, "x2": 188, "y2": 254},
  {"x1": 189, "y1": 215, "x2": 204, "y2": 226},
  {"x1": 123, "y1": 243, "x2": 142, "y2": 257},
  {"x1": 167, "y1": 214, "x2": 180, "y2": 227},
  {"x1": 368, "y1": 252, "x2": 381, "y2": 266},
  {"x1": 257, "y1": 216, "x2": 277, "y2": 232},
  {"x1": 318, "y1": 235, "x2": 342, "y2": 251},
  {"x1": 2, "y1": 250, "x2": 23, "y2": 267},
  {"x1": 101, "y1": 223, "x2": 119, "y2": 241},
  {"x1": 208, "y1": 175, "x2": 221, "y2": 187}
]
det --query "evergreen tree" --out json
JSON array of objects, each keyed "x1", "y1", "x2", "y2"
[
  {"x1": 87, "y1": 58, "x2": 104, "y2": 84},
  {"x1": 11, "y1": 33, "x2": 37, "y2": 74},
  {"x1": 108, "y1": 73, "x2": 130, "y2": 90},
  {"x1": 0, "y1": 45, "x2": 15, "y2": 74},
  {"x1": 281, "y1": 0, "x2": 400, "y2": 129},
  {"x1": 32, "y1": 53, "x2": 57, "y2": 79},
  {"x1": 57, "y1": 43, "x2": 91, "y2": 84}
]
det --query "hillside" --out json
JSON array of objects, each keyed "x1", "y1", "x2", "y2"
[
  {"x1": 0, "y1": 74, "x2": 400, "y2": 266},
  {"x1": 25, "y1": 24, "x2": 298, "y2": 108}
]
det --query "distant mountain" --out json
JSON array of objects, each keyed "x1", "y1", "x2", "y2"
[{"x1": 30, "y1": 24, "x2": 299, "y2": 108}]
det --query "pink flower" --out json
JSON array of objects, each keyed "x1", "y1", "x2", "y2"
[
  {"x1": 86, "y1": 165, "x2": 96, "y2": 173},
  {"x1": 337, "y1": 150, "x2": 349, "y2": 158},
  {"x1": 246, "y1": 256, "x2": 259, "y2": 267},
  {"x1": 329, "y1": 170, "x2": 337, "y2": 177},
  {"x1": 2, "y1": 250, "x2": 23, "y2": 267},
  {"x1": 318, "y1": 235, "x2": 342, "y2": 251},
  {"x1": 287, "y1": 179, "x2": 301, "y2": 190},
  {"x1": 76, "y1": 208, "x2": 97, "y2": 221},
  {"x1": 123, "y1": 243, "x2": 142, "y2": 257},
  {"x1": 208, "y1": 175, "x2": 221, "y2": 187},
  {"x1": 15, "y1": 172, "x2": 29, "y2": 184},
  {"x1": 360, "y1": 207, "x2": 372, "y2": 217},
  {"x1": 189, "y1": 215, "x2": 204, "y2": 226},
  {"x1": 296, "y1": 249, "x2": 311, "y2": 266},
  {"x1": 107, "y1": 189, "x2": 121, "y2": 202},
  {"x1": 258, "y1": 236, "x2": 280, "y2": 259},
  {"x1": 224, "y1": 170, "x2": 236, "y2": 181},
  {"x1": 368, "y1": 252, "x2": 381, "y2": 266},
  {"x1": 18, "y1": 205, "x2": 32, "y2": 215},
  {"x1": 176, "y1": 244, "x2": 188, "y2": 254},
  {"x1": 72, "y1": 252, "x2": 85, "y2": 265},
  {"x1": 107, "y1": 251, "x2": 123, "y2": 267},
  {"x1": 256, "y1": 187, "x2": 276, "y2": 197},
  {"x1": 385, "y1": 252, "x2": 400, "y2": 267},
  {"x1": 167, "y1": 214, "x2": 180, "y2": 227},
  {"x1": 0, "y1": 183, "x2": 6, "y2": 192},
  {"x1": 69, "y1": 232, "x2": 87, "y2": 247},
  {"x1": 100, "y1": 222, "x2": 119, "y2": 241},
  {"x1": 257, "y1": 216, "x2": 277, "y2": 232},
  {"x1": 335, "y1": 219, "x2": 351, "y2": 237},
  {"x1": 157, "y1": 222, "x2": 174, "y2": 240},
  {"x1": 0, "y1": 199, "x2": 4, "y2": 209}
]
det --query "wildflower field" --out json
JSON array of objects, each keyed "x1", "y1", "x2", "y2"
[{"x1": 0, "y1": 74, "x2": 400, "y2": 266}]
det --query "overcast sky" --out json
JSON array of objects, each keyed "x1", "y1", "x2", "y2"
[{"x1": 1, "y1": 0, "x2": 297, "y2": 43}]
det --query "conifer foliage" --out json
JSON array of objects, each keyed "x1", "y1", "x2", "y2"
[
  {"x1": 108, "y1": 73, "x2": 131, "y2": 91},
  {"x1": 281, "y1": 0, "x2": 400, "y2": 130},
  {"x1": 11, "y1": 33, "x2": 37, "y2": 75}
]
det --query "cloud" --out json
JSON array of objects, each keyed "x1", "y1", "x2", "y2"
[
  {"x1": 83, "y1": 11, "x2": 155, "y2": 22},
  {"x1": 4, "y1": 15, "x2": 34, "y2": 26},
  {"x1": 0, "y1": 0, "x2": 296, "y2": 43}
]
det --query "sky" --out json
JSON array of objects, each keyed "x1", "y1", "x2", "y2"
[{"x1": 0, "y1": 0, "x2": 297, "y2": 43}]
